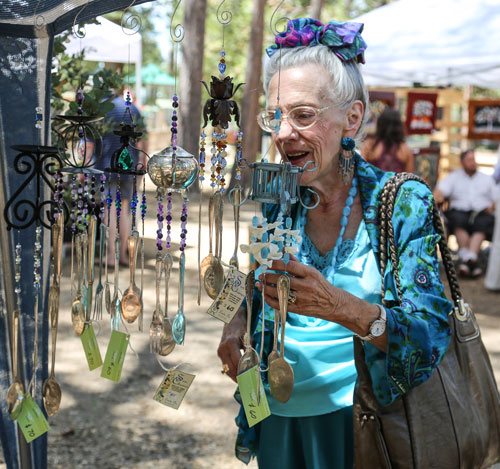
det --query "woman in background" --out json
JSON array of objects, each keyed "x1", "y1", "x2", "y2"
[{"x1": 362, "y1": 107, "x2": 414, "y2": 173}]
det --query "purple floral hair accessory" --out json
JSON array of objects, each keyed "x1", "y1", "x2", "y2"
[{"x1": 266, "y1": 17, "x2": 367, "y2": 64}]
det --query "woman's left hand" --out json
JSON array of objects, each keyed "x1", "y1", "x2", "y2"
[{"x1": 257, "y1": 255, "x2": 347, "y2": 322}]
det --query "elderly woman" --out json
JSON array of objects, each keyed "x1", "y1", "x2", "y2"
[{"x1": 217, "y1": 18, "x2": 451, "y2": 468}]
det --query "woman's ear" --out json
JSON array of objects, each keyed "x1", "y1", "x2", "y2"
[{"x1": 344, "y1": 100, "x2": 364, "y2": 136}]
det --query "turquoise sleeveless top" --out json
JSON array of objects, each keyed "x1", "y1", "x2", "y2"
[{"x1": 265, "y1": 218, "x2": 382, "y2": 417}]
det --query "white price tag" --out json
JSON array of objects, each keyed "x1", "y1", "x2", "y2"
[{"x1": 207, "y1": 269, "x2": 247, "y2": 323}]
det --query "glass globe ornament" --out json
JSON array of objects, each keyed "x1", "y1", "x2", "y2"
[{"x1": 147, "y1": 145, "x2": 199, "y2": 193}]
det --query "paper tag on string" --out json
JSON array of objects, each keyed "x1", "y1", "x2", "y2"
[
  {"x1": 101, "y1": 330, "x2": 129, "y2": 382},
  {"x1": 153, "y1": 369, "x2": 195, "y2": 410},
  {"x1": 237, "y1": 365, "x2": 270, "y2": 428},
  {"x1": 81, "y1": 324, "x2": 103, "y2": 371},
  {"x1": 207, "y1": 269, "x2": 247, "y2": 323},
  {"x1": 16, "y1": 394, "x2": 50, "y2": 443}
]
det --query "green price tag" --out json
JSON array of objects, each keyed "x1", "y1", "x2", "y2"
[
  {"x1": 81, "y1": 324, "x2": 103, "y2": 371},
  {"x1": 153, "y1": 369, "x2": 196, "y2": 410},
  {"x1": 100, "y1": 330, "x2": 129, "y2": 382},
  {"x1": 16, "y1": 394, "x2": 50, "y2": 443},
  {"x1": 237, "y1": 365, "x2": 271, "y2": 428}
]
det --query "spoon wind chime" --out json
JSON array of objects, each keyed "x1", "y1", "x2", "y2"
[
  {"x1": 148, "y1": 0, "x2": 198, "y2": 353},
  {"x1": 198, "y1": 1, "x2": 245, "y2": 305}
]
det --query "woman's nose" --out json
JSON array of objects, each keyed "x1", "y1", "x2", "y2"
[{"x1": 276, "y1": 117, "x2": 298, "y2": 140}]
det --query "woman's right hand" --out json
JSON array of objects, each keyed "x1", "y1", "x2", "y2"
[{"x1": 217, "y1": 306, "x2": 246, "y2": 383}]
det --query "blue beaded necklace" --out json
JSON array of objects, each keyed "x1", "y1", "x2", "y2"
[{"x1": 299, "y1": 176, "x2": 358, "y2": 278}]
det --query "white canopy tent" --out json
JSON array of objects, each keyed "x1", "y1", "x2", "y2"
[
  {"x1": 64, "y1": 16, "x2": 143, "y2": 105},
  {"x1": 356, "y1": 0, "x2": 500, "y2": 88}
]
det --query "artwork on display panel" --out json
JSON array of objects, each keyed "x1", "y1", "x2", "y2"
[
  {"x1": 405, "y1": 92, "x2": 438, "y2": 135},
  {"x1": 468, "y1": 99, "x2": 500, "y2": 141}
]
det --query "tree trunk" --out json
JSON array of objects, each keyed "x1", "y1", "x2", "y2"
[
  {"x1": 229, "y1": 0, "x2": 266, "y2": 190},
  {"x1": 309, "y1": 0, "x2": 326, "y2": 21},
  {"x1": 179, "y1": 0, "x2": 207, "y2": 160}
]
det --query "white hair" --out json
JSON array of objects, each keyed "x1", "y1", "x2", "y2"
[{"x1": 263, "y1": 45, "x2": 369, "y2": 140}]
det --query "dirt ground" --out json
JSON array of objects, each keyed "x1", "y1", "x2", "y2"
[{"x1": 1, "y1": 191, "x2": 499, "y2": 469}]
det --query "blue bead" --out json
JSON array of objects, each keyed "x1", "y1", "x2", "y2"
[
  {"x1": 218, "y1": 63, "x2": 226, "y2": 74},
  {"x1": 346, "y1": 196, "x2": 354, "y2": 205},
  {"x1": 342, "y1": 206, "x2": 351, "y2": 216},
  {"x1": 261, "y1": 247, "x2": 269, "y2": 258},
  {"x1": 252, "y1": 216, "x2": 259, "y2": 227},
  {"x1": 262, "y1": 232, "x2": 268, "y2": 242},
  {"x1": 250, "y1": 254, "x2": 255, "y2": 263},
  {"x1": 285, "y1": 217, "x2": 292, "y2": 229},
  {"x1": 278, "y1": 241, "x2": 284, "y2": 251},
  {"x1": 284, "y1": 253, "x2": 290, "y2": 264},
  {"x1": 211, "y1": 156, "x2": 217, "y2": 164}
]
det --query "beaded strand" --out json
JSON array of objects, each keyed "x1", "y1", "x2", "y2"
[
  {"x1": 199, "y1": 132, "x2": 206, "y2": 183},
  {"x1": 115, "y1": 175, "x2": 122, "y2": 235},
  {"x1": 180, "y1": 199, "x2": 188, "y2": 252},
  {"x1": 99, "y1": 174, "x2": 106, "y2": 222},
  {"x1": 166, "y1": 192, "x2": 173, "y2": 250},
  {"x1": 131, "y1": 176, "x2": 138, "y2": 231},
  {"x1": 156, "y1": 194, "x2": 164, "y2": 251}
]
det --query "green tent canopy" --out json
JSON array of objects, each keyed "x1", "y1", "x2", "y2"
[{"x1": 127, "y1": 63, "x2": 175, "y2": 85}]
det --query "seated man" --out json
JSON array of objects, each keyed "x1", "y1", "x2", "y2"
[{"x1": 434, "y1": 149, "x2": 499, "y2": 277}]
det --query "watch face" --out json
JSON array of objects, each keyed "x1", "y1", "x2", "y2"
[{"x1": 370, "y1": 320, "x2": 386, "y2": 337}]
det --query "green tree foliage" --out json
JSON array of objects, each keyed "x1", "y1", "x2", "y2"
[{"x1": 51, "y1": 25, "x2": 125, "y2": 144}]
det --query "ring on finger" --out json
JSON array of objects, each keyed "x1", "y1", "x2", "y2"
[
  {"x1": 221, "y1": 363, "x2": 230, "y2": 374},
  {"x1": 288, "y1": 291, "x2": 297, "y2": 304}
]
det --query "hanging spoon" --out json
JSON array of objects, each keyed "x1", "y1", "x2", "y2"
[
  {"x1": 204, "y1": 192, "x2": 225, "y2": 299},
  {"x1": 267, "y1": 308, "x2": 280, "y2": 367},
  {"x1": 7, "y1": 308, "x2": 24, "y2": 419},
  {"x1": 268, "y1": 274, "x2": 294, "y2": 403},
  {"x1": 43, "y1": 217, "x2": 64, "y2": 416},
  {"x1": 71, "y1": 235, "x2": 86, "y2": 336},
  {"x1": 237, "y1": 271, "x2": 260, "y2": 375},
  {"x1": 200, "y1": 193, "x2": 215, "y2": 294},
  {"x1": 172, "y1": 252, "x2": 186, "y2": 345},
  {"x1": 229, "y1": 186, "x2": 241, "y2": 269},
  {"x1": 121, "y1": 231, "x2": 142, "y2": 323},
  {"x1": 110, "y1": 237, "x2": 121, "y2": 329},
  {"x1": 158, "y1": 252, "x2": 176, "y2": 356}
]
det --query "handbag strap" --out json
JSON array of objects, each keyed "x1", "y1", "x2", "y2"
[{"x1": 378, "y1": 172, "x2": 463, "y2": 308}]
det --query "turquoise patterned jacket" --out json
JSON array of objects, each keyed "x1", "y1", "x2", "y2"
[{"x1": 235, "y1": 155, "x2": 452, "y2": 462}]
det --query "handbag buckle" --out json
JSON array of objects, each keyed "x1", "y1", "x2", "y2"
[{"x1": 454, "y1": 298, "x2": 471, "y2": 322}]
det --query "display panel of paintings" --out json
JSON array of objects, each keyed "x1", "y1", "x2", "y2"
[
  {"x1": 413, "y1": 147, "x2": 440, "y2": 190},
  {"x1": 468, "y1": 99, "x2": 500, "y2": 141},
  {"x1": 366, "y1": 91, "x2": 396, "y2": 135},
  {"x1": 405, "y1": 92, "x2": 438, "y2": 135}
]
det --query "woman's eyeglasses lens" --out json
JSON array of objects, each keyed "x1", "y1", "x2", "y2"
[{"x1": 257, "y1": 106, "x2": 321, "y2": 133}]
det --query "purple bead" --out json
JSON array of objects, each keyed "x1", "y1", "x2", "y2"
[
  {"x1": 173, "y1": 95, "x2": 178, "y2": 101},
  {"x1": 166, "y1": 215, "x2": 172, "y2": 222}
]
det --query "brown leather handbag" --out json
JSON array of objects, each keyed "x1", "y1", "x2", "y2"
[{"x1": 353, "y1": 173, "x2": 500, "y2": 469}]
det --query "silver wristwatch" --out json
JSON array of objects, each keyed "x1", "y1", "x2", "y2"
[{"x1": 359, "y1": 304, "x2": 386, "y2": 341}]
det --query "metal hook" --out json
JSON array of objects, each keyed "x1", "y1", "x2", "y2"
[
  {"x1": 32, "y1": 0, "x2": 45, "y2": 30},
  {"x1": 297, "y1": 161, "x2": 320, "y2": 210},
  {"x1": 216, "y1": 0, "x2": 232, "y2": 25},
  {"x1": 170, "y1": 0, "x2": 185, "y2": 43},
  {"x1": 121, "y1": 0, "x2": 142, "y2": 35},
  {"x1": 270, "y1": 0, "x2": 292, "y2": 36},
  {"x1": 72, "y1": 0, "x2": 91, "y2": 39}
]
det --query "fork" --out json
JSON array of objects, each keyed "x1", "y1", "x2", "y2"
[
  {"x1": 93, "y1": 223, "x2": 106, "y2": 320},
  {"x1": 149, "y1": 254, "x2": 164, "y2": 353}
]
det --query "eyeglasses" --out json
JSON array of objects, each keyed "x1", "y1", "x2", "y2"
[{"x1": 257, "y1": 105, "x2": 329, "y2": 133}]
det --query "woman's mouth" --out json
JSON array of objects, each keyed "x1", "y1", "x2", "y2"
[{"x1": 285, "y1": 151, "x2": 310, "y2": 165}]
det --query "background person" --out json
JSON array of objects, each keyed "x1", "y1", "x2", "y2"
[
  {"x1": 217, "y1": 17, "x2": 452, "y2": 468},
  {"x1": 485, "y1": 149, "x2": 500, "y2": 290},
  {"x1": 434, "y1": 149, "x2": 499, "y2": 277},
  {"x1": 361, "y1": 107, "x2": 414, "y2": 173}
]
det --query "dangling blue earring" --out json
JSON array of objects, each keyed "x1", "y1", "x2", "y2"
[{"x1": 339, "y1": 137, "x2": 356, "y2": 184}]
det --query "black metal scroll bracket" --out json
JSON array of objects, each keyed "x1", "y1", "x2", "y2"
[{"x1": 4, "y1": 144, "x2": 69, "y2": 230}]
